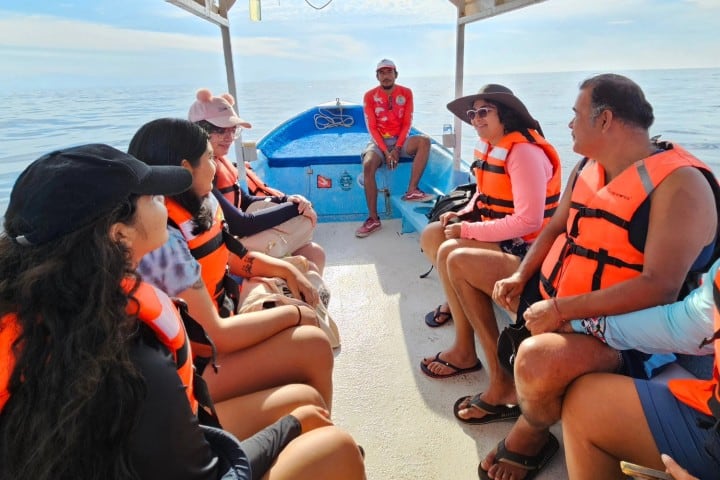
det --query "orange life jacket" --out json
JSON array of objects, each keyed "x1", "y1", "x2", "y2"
[
  {"x1": 668, "y1": 268, "x2": 720, "y2": 419},
  {"x1": 470, "y1": 129, "x2": 562, "y2": 243},
  {"x1": 166, "y1": 196, "x2": 231, "y2": 307},
  {"x1": 126, "y1": 280, "x2": 197, "y2": 414},
  {"x1": 245, "y1": 162, "x2": 284, "y2": 199},
  {"x1": 0, "y1": 315, "x2": 21, "y2": 413},
  {"x1": 540, "y1": 144, "x2": 716, "y2": 298},
  {"x1": 215, "y1": 155, "x2": 242, "y2": 207},
  {"x1": 0, "y1": 280, "x2": 197, "y2": 415},
  {"x1": 214, "y1": 155, "x2": 284, "y2": 207}
]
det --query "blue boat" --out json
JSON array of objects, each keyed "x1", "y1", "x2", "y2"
[{"x1": 248, "y1": 100, "x2": 473, "y2": 233}]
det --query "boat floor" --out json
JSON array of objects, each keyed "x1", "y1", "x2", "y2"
[{"x1": 314, "y1": 220, "x2": 569, "y2": 480}]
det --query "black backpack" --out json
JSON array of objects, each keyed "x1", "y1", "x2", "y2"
[{"x1": 425, "y1": 183, "x2": 477, "y2": 223}]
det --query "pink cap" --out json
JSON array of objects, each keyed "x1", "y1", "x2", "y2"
[{"x1": 188, "y1": 89, "x2": 252, "y2": 129}]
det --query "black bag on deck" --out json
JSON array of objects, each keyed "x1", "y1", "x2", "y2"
[{"x1": 425, "y1": 182, "x2": 477, "y2": 223}]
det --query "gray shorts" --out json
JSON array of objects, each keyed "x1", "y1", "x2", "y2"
[{"x1": 362, "y1": 137, "x2": 413, "y2": 163}]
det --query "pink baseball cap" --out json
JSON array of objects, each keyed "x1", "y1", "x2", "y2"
[{"x1": 188, "y1": 88, "x2": 252, "y2": 129}]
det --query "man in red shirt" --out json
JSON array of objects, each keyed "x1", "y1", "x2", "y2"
[{"x1": 356, "y1": 59, "x2": 433, "y2": 238}]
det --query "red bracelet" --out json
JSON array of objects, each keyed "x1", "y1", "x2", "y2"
[
  {"x1": 551, "y1": 297, "x2": 564, "y2": 329},
  {"x1": 295, "y1": 305, "x2": 303, "y2": 326}
]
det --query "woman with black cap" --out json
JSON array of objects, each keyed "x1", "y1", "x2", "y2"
[
  {"x1": 0, "y1": 144, "x2": 365, "y2": 480},
  {"x1": 419, "y1": 85, "x2": 562, "y2": 423}
]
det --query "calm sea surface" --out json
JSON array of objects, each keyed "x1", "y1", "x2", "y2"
[{"x1": 2, "y1": 68, "x2": 719, "y2": 213}]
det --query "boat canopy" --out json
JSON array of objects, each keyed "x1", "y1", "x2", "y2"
[{"x1": 165, "y1": 0, "x2": 548, "y2": 169}]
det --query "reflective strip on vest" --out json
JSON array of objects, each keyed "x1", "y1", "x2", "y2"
[
  {"x1": 0, "y1": 281, "x2": 198, "y2": 415},
  {"x1": 470, "y1": 129, "x2": 562, "y2": 243},
  {"x1": 215, "y1": 156, "x2": 241, "y2": 207},
  {"x1": 126, "y1": 280, "x2": 197, "y2": 414},
  {"x1": 540, "y1": 145, "x2": 715, "y2": 299}
]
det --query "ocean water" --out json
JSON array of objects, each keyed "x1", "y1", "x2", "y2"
[{"x1": 2, "y1": 67, "x2": 719, "y2": 213}]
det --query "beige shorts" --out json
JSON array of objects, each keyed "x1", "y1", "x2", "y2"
[{"x1": 239, "y1": 200, "x2": 315, "y2": 258}]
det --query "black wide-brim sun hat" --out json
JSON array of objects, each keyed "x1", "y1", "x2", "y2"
[
  {"x1": 447, "y1": 83, "x2": 540, "y2": 130},
  {"x1": 7, "y1": 143, "x2": 193, "y2": 246}
]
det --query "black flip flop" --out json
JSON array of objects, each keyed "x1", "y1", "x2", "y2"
[
  {"x1": 478, "y1": 433, "x2": 559, "y2": 480},
  {"x1": 453, "y1": 393, "x2": 521, "y2": 425},
  {"x1": 420, "y1": 352, "x2": 482, "y2": 378},
  {"x1": 424, "y1": 304, "x2": 452, "y2": 327}
]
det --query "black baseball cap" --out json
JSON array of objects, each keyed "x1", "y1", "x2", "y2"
[{"x1": 6, "y1": 143, "x2": 192, "y2": 246}]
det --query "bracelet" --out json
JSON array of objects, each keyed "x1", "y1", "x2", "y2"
[
  {"x1": 551, "y1": 297, "x2": 564, "y2": 328},
  {"x1": 294, "y1": 304, "x2": 302, "y2": 326}
]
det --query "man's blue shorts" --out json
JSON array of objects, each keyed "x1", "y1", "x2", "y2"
[{"x1": 635, "y1": 378, "x2": 720, "y2": 479}]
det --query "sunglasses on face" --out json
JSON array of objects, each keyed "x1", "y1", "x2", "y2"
[
  {"x1": 210, "y1": 126, "x2": 241, "y2": 139},
  {"x1": 466, "y1": 107, "x2": 495, "y2": 121},
  {"x1": 200, "y1": 121, "x2": 241, "y2": 139}
]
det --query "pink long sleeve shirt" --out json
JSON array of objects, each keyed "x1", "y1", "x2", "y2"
[{"x1": 458, "y1": 142, "x2": 554, "y2": 242}]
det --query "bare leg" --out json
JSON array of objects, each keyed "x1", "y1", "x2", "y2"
[
  {"x1": 419, "y1": 221, "x2": 446, "y2": 265},
  {"x1": 292, "y1": 242, "x2": 326, "y2": 274},
  {"x1": 447, "y1": 246, "x2": 520, "y2": 419},
  {"x1": 563, "y1": 373, "x2": 664, "y2": 480},
  {"x1": 481, "y1": 333, "x2": 621, "y2": 479},
  {"x1": 421, "y1": 239, "x2": 477, "y2": 375},
  {"x1": 217, "y1": 383, "x2": 326, "y2": 441},
  {"x1": 419, "y1": 222, "x2": 451, "y2": 319},
  {"x1": 203, "y1": 326, "x2": 334, "y2": 411},
  {"x1": 361, "y1": 153, "x2": 382, "y2": 219},
  {"x1": 404, "y1": 135, "x2": 430, "y2": 192},
  {"x1": 263, "y1": 426, "x2": 365, "y2": 480}
]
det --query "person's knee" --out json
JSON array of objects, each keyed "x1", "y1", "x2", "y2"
[
  {"x1": 446, "y1": 249, "x2": 470, "y2": 278},
  {"x1": 297, "y1": 325, "x2": 334, "y2": 370},
  {"x1": 420, "y1": 223, "x2": 442, "y2": 259},
  {"x1": 361, "y1": 153, "x2": 380, "y2": 174},
  {"x1": 315, "y1": 427, "x2": 365, "y2": 471},
  {"x1": 436, "y1": 240, "x2": 457, "y2": 266},
  {"x1": 445, "y1": 252, "x2": 463, "y2": 286},
  {"x1": 514, "y1": 336, "x2": 558, "y2": 389},
  {"x1": 284, "y1": 383, "x2": 327, "y2": 409},
  {"x1": 412, "y1": 135, "x2": 430, "y2": 155}
]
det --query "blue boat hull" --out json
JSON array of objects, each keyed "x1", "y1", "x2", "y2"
[{"x1": 251, "y1": 101, "x2": 473, "y2": 230}]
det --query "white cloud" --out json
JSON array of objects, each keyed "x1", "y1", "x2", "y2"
[
  {"x1": 684, "y1": 0, "x2": 720, "y2": 8},
  {"x1": 1, "y1": 0, "x2": 719, "y2": 89},
  {"x1": 0, "y1": 13, "x2": 218, "y2": 53}
]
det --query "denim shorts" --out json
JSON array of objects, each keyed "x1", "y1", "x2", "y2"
[{"x1": 635, "y1": 378, "x2": 720, "y2": 479}]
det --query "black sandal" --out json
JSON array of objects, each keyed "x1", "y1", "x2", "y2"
[{"x1": 424, "y1": 304, "x2": 452, "y2": 327}]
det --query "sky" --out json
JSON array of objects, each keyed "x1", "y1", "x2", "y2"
[{"x1": 1, "y1": 0, "x2": 720, "y2": 90}]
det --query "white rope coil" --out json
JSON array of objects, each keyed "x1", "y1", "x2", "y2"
[{"x1": 313, "y1": 102, "x2": 355, "y2": 130}]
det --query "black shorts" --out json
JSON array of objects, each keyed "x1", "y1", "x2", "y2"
[{"x1": 499, "y1": 238, "x2": 531, "y2": 258}]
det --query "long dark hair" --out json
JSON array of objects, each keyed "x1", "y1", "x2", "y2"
[
  {"x1": 0, "y1": 197, "x2": 145, "y2": 480},
  {"x1": 489, "y1": 100, "x2": 544, "y2": 137},
  {"x1": 128, "y1": 118, "x2": 213, "y2": 233}
]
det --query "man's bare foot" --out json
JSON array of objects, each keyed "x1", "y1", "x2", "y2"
[
  {"x1": 479, "y1": 417, "x2": 558, "y2": 479},
  {"x1": 454, "y1": 390, "x2": 519, "y2": 423}
]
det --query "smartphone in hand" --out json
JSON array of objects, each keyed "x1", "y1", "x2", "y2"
[{"x1": 620, "y1": 461, "x2": 673, "y2": 480}]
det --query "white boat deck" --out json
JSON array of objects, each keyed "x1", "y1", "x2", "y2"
[{"x1": 315, "y1": 219, "x2": 568, "y2": 480}]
